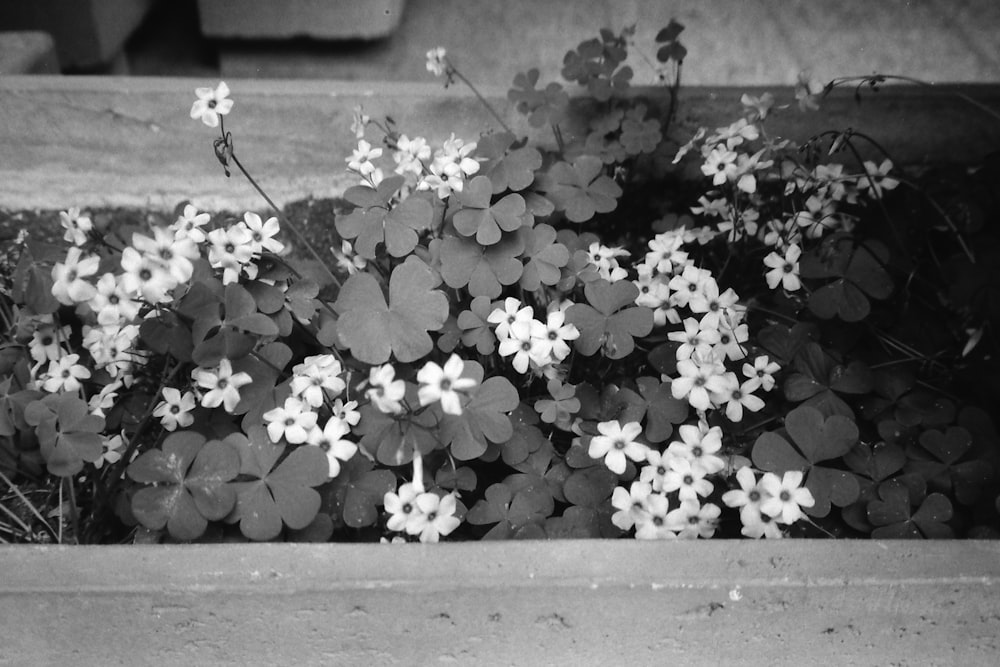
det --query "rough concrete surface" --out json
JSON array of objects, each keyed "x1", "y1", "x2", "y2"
[
  {"x1": 2, "y1": 76, "x2": 999, "y2": 212},
  {"x1": 1, "y1": 541, "x2": 998, "y2": 665}
]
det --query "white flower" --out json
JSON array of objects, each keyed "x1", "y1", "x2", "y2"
[
  {"x1": 670, "y1": 355, "x2": 729, "y2": 411},
  {"x1": 488, "y1": 297, "x2": 533, "y2": 340},
  {"x1": 611, "y1": 481, "x2": 653, "y2": 531},
  {"x1": 384, "y1": 482, "x2": 423, "y2": 532},
  {"x1": 666, "y1": 423, "x2": 726, "y2": 476},
  {"x1": 350, "y1": 104, "x2": 370, "y2": 139},
  {"x1": 305, "y1": 418, "x2": 358, "y2": 478},
  {"x1": 94, "y1": 433, "x2": 125, "y2": 469},
  {"x1": 207, "y1": 225, "x2": 256, "y2": 284},
  {"x1": 634, "y1": 493, "x2": 676, "y2": 540},
  {"x1": 742, "y1": 355, "x2": 781, "y2": 392},
  {"x1": 40, "y1": 354, "x2": 91, "y2": 393},
  {"x1": 89, "y1": 273, "x2": 142, "y2": 326},
  {"x1": 51, "y1": 247, "x2": 99, "y2": 306},
  {"x1": 763, "y1": 243, "x2": 802, "y2": 291},
  {"x1": 759, "y1": 470, "x2": 815, "y2": 524},
  {"x1": 366, "y1": 364, "x2": 406, "y2": 414},
  {"x1": 722, "y1": 466, "x2": 769, "y2": 527},
  {"x1": 192, "y1": 358, "x2": 253, "y2": 413},
  {"x1": 171, "y1": 204, "x2": 210, "y2": 243},
  {"x1": 131, "y1": 227, "x2": 198, "y2": 285},
  {"x1": 668, "y1": 317, "x2": 720, "y2": 362},
  {"x1": 152, "y1": 387, "x2": 196, "y2": 431},
  {"x1": 263, "y1": 396, "x2": 318, "y2": 444},
  {"x1": 332, "y1": 240, "x2": 366, "y2": 275},
  {"x1": 665, "y1": 500, "x2": 721, "y2": 539},
  {"x1": 661, "y1": 456, "x2": 714, "y2": 502},
  {"x1": 347, "y1": 139, "x2": 383, "y2": 176},
  {"x1": 119, "y1": 247, "x2": 174, "y2": 303},
  {"x1": 426, "y1": 47, "x2": 448, "y2": 77},
  {"x1": 588, "y1": 420, "x2": 648, "y2": 475},
  {"x1": 190, "y1": 81, "x2": 234, "y2": 128},
  {"x1": 533, "y1": 309, "x2": 579, "y2": 362},
  {"x1": 858, "y1": 159, "x2": 899, "y2": 199},
  {"x1": 238, "y1": 212, "x2": 284, "y2": 255},
  {"x1": 28, "y1": 323, "x2": 70, "y2": 364},
  {"x1": 417, "y1": 354, "x2": 477, "y2": 415},
  {"x1": 406, "y1": 492, "x2": 461, "y2": 543},
  {"x1": 59, "y1": 207, "x2": 92, "y2": 246},
  {"x1": 331, "y1": 398, "x2": 361, "y2": 427},
  {"x1": 719, "y1": 377, "x2": 766, "y2": 422},
  {"x1": 290, "y1": 354, "x2": 345, "y2": 408},
  {"x1": 701, "y1": 146, "x2": 738, "y2": 185},
  {"x1": 497, "y1": 321, "x2": 548, "y2": 374}
]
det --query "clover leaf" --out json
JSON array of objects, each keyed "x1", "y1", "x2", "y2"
[
  {"x1": 752, "y1": 405, "x2": 860, "y2": 516},
  {"x1": 508, "y1": 68, "x2": 569, "y2": 128},
  {"x1": 540, "y1": 156, "x2": 622, "y2": 223},
  {"x1": 563, "y1": 465, "x2": 617, "y2": 508},
  {"x1": 906, "y1": 426, "x2": 994, "y2": 505},
  {"x1": 336, "y1": 175, "x2": 433, "y2": 259},
  {"x1": 437, "y1": 233, "x2": 524, "y2": 298},
  {"x1": 566, "y1": 279, "x2": 653, "y2": 359},
  {"x1": 355, "y1": 381, "x2": 440, "y2": 466},
  {"x1": 452, "y1": 175, "x2": 528, "y2": 245},
  {"x1": 867, "y1": 481, "x2": 953, "y2": 538},
  {"x1": 128, "y1": 431, "x2": 240, "y2": 541},
  {"x1": 801, "y1": 236, "x2": 893, "y2": 322},
  {"x1": 655, "y1": 19, "x2": 687, "y2": 63},
  {"x1": 227, "y1": 426, "x2": 329, "y2": 541},
  {"x1": 139, "y1": 310, "x2": 193, "y2": 363},
  {"x1": 534, "y1": 379, "x2": 580, "y2": 426},
  {"x1": 320, "y1": 456, "x2": 397, "y2": 529},
  {"x1": 475, "y1": 132, "x2": 543, "y2": 193},
  {"x1": 783, "y1": 342, "x2": 871, "y2": 418},
  {"x1": 439, "y1": 361, "x2": 519, "y2": 461},
  {"x1": 457, "y1": 296, "x2": 497, "y2": 355},
  {"x1": 25, "y1": 393, "x2": 104, "y2": 477},
  {"x1": 334, "y1": 256, "x2": 449, "y2": 364},
  {"x1": 620, "y1": 105, "x2": 662, "y2": 156},
  {"x1": 466, "y1": 480, "x2": 554, "y2": 539},
  {"x1": 518, "y1": 224, "x2": 569, "y2": 291},
  {"x1": 502, "y1": 405, "x2": 549, "y2": 468},
  {"x1": 634, "y1": 376, "x2": 688, "y2": 443}
]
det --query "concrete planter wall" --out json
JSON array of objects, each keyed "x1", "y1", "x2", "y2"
[{"x1": 1, "y1": 77, "x2": 1000, "y2": 663}]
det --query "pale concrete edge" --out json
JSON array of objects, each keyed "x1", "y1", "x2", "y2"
[{"x1": 2, "y1": 540, "x2": 999, "y2": 594}]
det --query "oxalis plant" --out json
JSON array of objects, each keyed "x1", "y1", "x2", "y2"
[{"x1": 1, "y1": 22, "x2": 998, "y2": 544}]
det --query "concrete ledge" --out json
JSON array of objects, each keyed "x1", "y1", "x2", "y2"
[
  {"x1": 1, "y1": 541, "x2": 998, "y2": 664},
  {"x1": 0, "y1": 31, "x2": 59, "y2": 75},
  {"x1": 197, "y1": 0, "x2": 406, "y2": 40},
  {"x1": 1, "y1": 76, "x2": 999, "y2": 211}
]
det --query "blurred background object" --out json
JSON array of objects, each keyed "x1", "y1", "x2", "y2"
[{"x1": 1, "y1": 0, "x2": 998, "y2": 84}]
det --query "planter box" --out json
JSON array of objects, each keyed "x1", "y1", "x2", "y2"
[{"x1": 1, "y1": 76, "x2": 1000, "y2": 663}]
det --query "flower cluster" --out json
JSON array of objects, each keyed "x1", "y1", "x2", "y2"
[
  {"x1": 345, "y1": 125, "x2": 481, "y2": 198},
  {"x1": 676, "y1": 110, "x2": 900, "y2": 294},
  {"x1": 384, "y1": 482, "x2": 461, "y2": 543},
  {"x1": 489, "y1": 298, "x2": 580, "y2": 376}
]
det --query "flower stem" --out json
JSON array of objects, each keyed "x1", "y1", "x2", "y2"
[
  {"x1": 229, "y1": 153, "x2": 342, "y2": 290},
  {"x1": 446, "y1": 59, "x2": 514, "y2": 135}
]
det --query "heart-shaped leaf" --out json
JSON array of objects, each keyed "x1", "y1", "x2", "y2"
[
  {"x1": 439, "y1": 362, "x2": 519, "y2": 460},
  {"x1": 128, "y1": 431, "x2": 240, "y2": 541},
  {"x1": 334, "y1": 256, "x2": 449, "y2": 364},
  {"x1": 566, "y1": 279, "x2": 653, "y2": 359}
]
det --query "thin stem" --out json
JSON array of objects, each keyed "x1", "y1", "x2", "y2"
[
  {"x1": 229, "y1": 153, "x2": 341, "y2": 289},
  {"x1": 445, "y1": 60, "x2": 514, "y2": 135},
  {"x1": 825, "y1": 74, "x2": 1000, "y2": 124}
]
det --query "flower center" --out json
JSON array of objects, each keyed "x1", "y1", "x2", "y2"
[
  {"x1": 402, "y1": 503, "x2": 412, "y2": 514},
  {"x1": 170, "y1": 405, "x2": 180, "y2": 414},
  {"x1": 683, "y1": 475, "x2": 693, "y2": 485},
  {"x1": 217, "y1": 379, "x2": 228, "y2": 389},
  {"x1": 749, "y1": 490, "x2": 760, "y2": 502},
  {"x1": 780, "y1": 490, "x2": 791, "y2": 502},
  {"x1": 692, "y1": 446, "x2": 703, "y2": 457},
  {"x1": 440, "y1": 378, "x2": 452, "y2": 391},
  {"x1": 614, "y1": 439, "x2": 626, "y2": 450}
]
